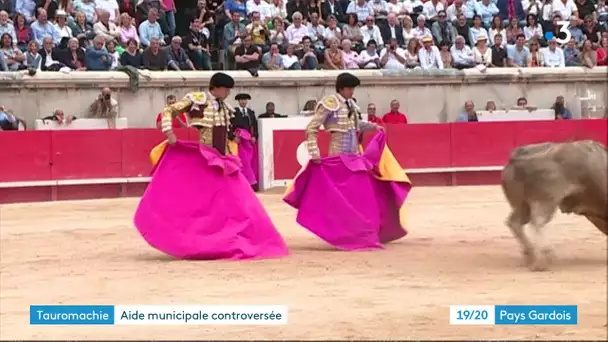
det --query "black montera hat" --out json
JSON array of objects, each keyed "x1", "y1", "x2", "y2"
[
  {"x1": 335, "y1": 73, "x2": 360, "y2": 91},
  {"x1": 235, "y1": 93, "x2": 251, "y2": 100},
  {"x1": 209, "y1": 72, "x2": 235, "y2": 89}
]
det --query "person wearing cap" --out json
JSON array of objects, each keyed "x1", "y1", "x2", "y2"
[
  {"x1": 472, "y1": 34, "x2": 492, "y2": 66},
  {"x1": 418, "y1": 34, "x2": 444, "y2": 69},
  {"x1": 284, "y1": 72, "x2": 412, "y2": 251},
  {"x1": 137, "y1": 72, "x2": 288, "y2": 261},
  {"x1": 231, "y1": 93, "x2": 260, "y2": 191}
]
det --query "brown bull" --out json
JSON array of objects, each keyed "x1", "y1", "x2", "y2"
[{"x1": 501, "y1": 140, "x2": 607, "y2": 271}]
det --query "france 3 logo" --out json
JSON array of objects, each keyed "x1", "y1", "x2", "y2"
[{"x1": 545, "y1": 21, "x2": 572, "y2": 45}]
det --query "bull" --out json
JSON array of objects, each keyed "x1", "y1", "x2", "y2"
[{"x1": 501, "y1": 140, "x2": 607, "y2": 271}]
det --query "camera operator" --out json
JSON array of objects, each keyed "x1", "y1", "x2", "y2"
[{"x1": 88, "y1": 87, "x2": 119, "y2": 129}]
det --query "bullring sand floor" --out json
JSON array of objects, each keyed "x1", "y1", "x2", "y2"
[{"x1": 0, "y1": 186, "x2": 606, "y2": 340}]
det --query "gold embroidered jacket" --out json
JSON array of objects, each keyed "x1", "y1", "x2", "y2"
[
  {"x1": 161, "y1": 92, "x2": 235, "y2": 151},
  {"x1": 305, "y1": 94, "x2": 377, "y2": 158}
]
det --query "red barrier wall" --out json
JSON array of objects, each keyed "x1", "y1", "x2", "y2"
[{"x1": 1, "y1": 119, "x2": 606, "y2": 203}]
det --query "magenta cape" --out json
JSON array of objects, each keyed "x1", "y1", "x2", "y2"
[
  {"x1": 134, "y1": 141, "x2": 288, "y2": 260},
  {"x1": 235, "y1": 129, "x2": 259, "y2": 186},
  {"x1": 283, "y1": 131, "x2": 411, "y2": 250}
]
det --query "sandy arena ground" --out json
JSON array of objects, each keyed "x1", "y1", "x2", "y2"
[{"x1": 0, "y1": 186, "x2": 606, "y2": 340}]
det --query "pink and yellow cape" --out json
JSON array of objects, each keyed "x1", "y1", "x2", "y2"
[
  {"x1": 135, "y1": 140, "x2": 288, "y2": 260},
  {"x1": 283, "y1": 131, "x2": 411, "y2": 250}
]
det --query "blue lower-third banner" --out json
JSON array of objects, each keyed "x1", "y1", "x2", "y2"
[{"x1": 450, "y1": 305, "x2": 577, "y2": 325}]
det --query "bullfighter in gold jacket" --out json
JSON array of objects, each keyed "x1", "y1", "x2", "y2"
[
  {"x1": 306, "y1": 73, "x2": 382, "y2": 160},
  {"x1": 161, "y1": 72, "x2": 236, "y2": 155}
]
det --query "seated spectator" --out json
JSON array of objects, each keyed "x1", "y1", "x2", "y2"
[
  {"x1": 85, "y1": 35, "x2": 113, "y2": 71},
  {"x1": 224, "y1": 11, "x2": 246, "y2": 63},
  {"x1": 142, "y1": 36, "x2": 168, "y2": 70},
  {"x1": 413, "y1": 15, "x2": 432, "y2": 41},
  {"x1": 527, "y1": 39, "x2": 543, "y2": 67},
  {"x1": 286, "y1": 0, "x2": 309, "y2": 21},
  {"x1": 341, "y1": 39, "x2": 359, "y2": 69},
  {"x1": 564, "y1": 37, "x2": 581, "y2": 66},
  {"x1": 120, "y1": 38, "x2": 144, "y2": 68},
  {"x1": 168, "y1": 35, "x2": 195, "y2": 70},
  {"x1": 469, "y1": 15, "x2": 489, "y2": 48},
  {"x1": 514, "y1": 97, "x2": 537, "y2": 111},
  {"x1": 438, "y1": 41, "x2": 452, "y2": 68},
  {"x1": 322, "y1": 0, "x2": 344, "y2": 23},
  {"x1": 422, "y1": 0, "x2": 444, "y2": 24},
  {"x1": 14, "y1": 13, "x2": 33, "y2": 52},
  {"x1": 542, "y1": 37, "x2": 565, "y2": 67},
  {"x1": 269, "y1": 17, "x2": 288, "y2": 52},
  {"x1": 0, "y1": 33, "x2": 25, "y2": 71},
  {"x1": 41, "y1": 109, "x2": 77, "y2": 125},
  {"x1": 523, "y1": 14, "x2": 543, "y2": 43},
  {"x1": 552, "y1": 96, "x2": 573, "y2": 120},
  {"x1": 24, "y1": 40, "x2": 42, "y2": 71},
  {"x1": 16, "y1": 0, "x2": 36, "y2": 24},
  {"x1": 268, "y1": 0, "x2": 288, "y2": 22},
  {"x1": 597, "y1": 36, "x2": 608, "y2": 66},
  {"x1": 118, "y1": 12, "x2": 139, "y2": 46},
  {"x1": 450, "y1": 35, "x2": 475, "y2": 69},
  {"x1": 261, "y1": 42, "x2": 283, "y2": 70},
  {"x1": 31, "y1": 9, "x2": 61, "y2": 47},
  {"x1": 418, "y1": 35, "x2": 443, "y2": 69},
  {"x1": 475, "y1": 0, "x2": 498, "y2": 28},
  {"x1": 382, "y1": 100, "x2": 408, "y2": 124},
  {"x1": 0, "y1": 106, "x2": 26, "y2": 131},
  {"x1": 579, "y1": 39, "x2": 597, "y2": 68},
  {"x1": 70, "y1": 11, "x2": 94, "y2": 45},
  {"x1": 58, "y1": 37, "x2": 86, "y2": 70},
  {"x1": 382, "y1": 13, "x2": 406, "y2": 47},
  {"x1": 184, "y1": 18, "x2": 211, "y2": 70},
  {"x1": 402, "y1": 16, "x2": 415, "y2": 43},
  {"x1": 456, "y1": 101, "x2": 478, "y2": 122},
  {"x1": 307, "y1": 12, "x2": 326, "y2": 51},
  {"x1": 370, "y1": 0, "x2": 390, "y2": 21},
  {"x1": 507, "y1": 34, "x2": 530, "y2": 67},
  {"x1": 568, "y1": 16, "x2": 585, "y2": 47},
  {"x1": 299, "y1": 99, "x2": 316, "y2": 116},
  {"x1": 298, "y1": 36, "x2": 318, "y2": 69},
  {"x1": 342, "y1": 13, "x2": 363, "y2": 50},
  {"x1": 136, "y1": 0, "x2": 166, "y2": 31},
  {"x1": 139, "y1": 8, "x2": 164, "y2": 49},
  {"x1": 40, "y1": 36, "x2": 66, "y2": 71},
  {"x1": 286, "y1": 11, "x2": 309, "y2": 46},
  {"x1": 322, "y1": 15, "x2": 342, "y2": 42},
  {"x1": 472, "y1": 35, "x2": 491, "y2": 66},
  {"x1": 324, "y1": 37, "x2": 345, "y2": 69},
  {"x1": 366, "y1": 103, "x2": 383, "y2": 123},
  {"x1": 93, "y1": 10, "x2": 120, "y2": 43},
  {"x1": 88, "y1": 87, "x2": 119, "y2": 128},
  {"x1": 54, "y1": 10, "x2": 73, "y2": 39},
  {"x1": 387, "y1": 0, "x2": 407, "y2": 21},
  {"x1": 258, "y1": 101, "x2": 287, "y2": 118},
  {"x1": 358, "y1": 39, "x2": 381, "y2": 69},
  {"x1": 0, "y1": 11, "x2": 16, "y2": 43},
  {"x1": 247, "y1": 11, "x2": 270, "y2": 53},
  {"x1": 73, "y1": 0, "x2": 98, "y2": 25},
  {"x1": 156, "y1": 95, "x2": 188, "y2": 128},
  {"x1": 234, "y1": 34, "x2": 261, "y2": 70},
  {"x1": 454, "y1": 14, "x2": 471, "y2": 46},
  {"x1": 248, "y1": 0, "x2": 272, "y2": 22},
  {"x1": 106, "y1": 40, "x2": 120, "y2": 69},
  {"x1": 360, "y1": 15, "x2": 383, "y2": 47},
  {"x1": 346, "y1": 0, "x2": 373, "y2": 24},
  {"x1": 490, "y1": 33, "x2": 507, "y2": 67},
  {"x1": 431, "y1": 10, "x2": 457, "y2": 46},
  {"x1": 281, "y1": 43, "x2": 301, "y2": 69},
  {"x1": 489, "y1": 15, "x2": 506, "y2": 48},
  {"x1": 224, "y1": 0, "x2": 248, "y2": 19},
  {"x1": 485, "y1": 100, "x2": 497, "y2": 112},
  {"x1": 95, "y1": 0, "x2": 121, "y2": 23}
]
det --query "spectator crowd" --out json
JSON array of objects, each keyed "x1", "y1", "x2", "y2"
[{"x1": 0, "y1": 0, "x2": 607, "y2": 72}]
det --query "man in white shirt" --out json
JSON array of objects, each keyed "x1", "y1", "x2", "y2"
[
  {"x1": 446, "y1": 0, "x2": 472, "y2": 23},
  {"x1": 450, "y1": 35, "x2": 475, "y2": 69},
  {"x1": 418, "y1": 35, "x2": 444, "y2": 69},
  {"x1": 361, "y1": 15, "x2": 384, "y2": 47},
  {"x1": 346, "y1": 0, "x2": 374, "y2": 24},
  {"x1": 551, "y1": 0, "x2": 578, "y2": 20},
  {"x1": 286, "y1": 12, "x2": 309, "y2": 45},
  {"x1": 379, "y1": 37, "x2": 407, "y2": 69},
  {"x1": 307, "y1": 12, "x2": 326, "y2": 50},
  {"x1": 423, "y1": 0, "x2": 445, "y2": 23},
  {"x1": 542, "y1": 37, "x2": 565, "y2": 67},
  {"x1": 247, "y1": 0, "x2": 272, "y2": 22},
  {"x1": 95, "y1": 0, "x2": 120, "y2": 23}
]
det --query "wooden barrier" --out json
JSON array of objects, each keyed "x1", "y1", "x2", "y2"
[{"x1": 0, "y1": 120, "x2": 606, "y2": 203}]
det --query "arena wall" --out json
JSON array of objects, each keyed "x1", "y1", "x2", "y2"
[
  {"x1": 0, "y1": 68, "x2": 606, "y2": 128},
  {"x1": 1, "y1": 119, "x2": 606, "y2": 204}
]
